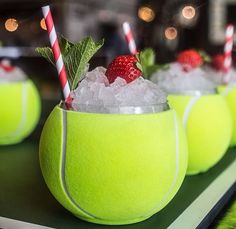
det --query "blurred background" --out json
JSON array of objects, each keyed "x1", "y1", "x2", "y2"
[{"x1": 0, "y1": 0, "x2": 235, "y2": 106}]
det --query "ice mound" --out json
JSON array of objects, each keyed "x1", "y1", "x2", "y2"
[
  {"x1": 203, "y1": 66, "x2": 236, "y2": 86},
  {"x1": 70, "y1": 67, "x2": 167, "y2": 114},
  {"x1": 0, "y1": 59, "x2": 26, "y2": 82},
  {"x1": 151, "y1": 63, "x2": 215, "y2": 94}
]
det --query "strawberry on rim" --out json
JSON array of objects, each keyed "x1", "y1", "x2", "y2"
[
  {"x1": 105, "y1": 49, "x2": 168, "y2": 84},
  {"x1": 176, "y1": 49, "x2": 203, "y2": 72},
  {"x1": 105, "y1": 54, "x2": 142, "y2": 84}
]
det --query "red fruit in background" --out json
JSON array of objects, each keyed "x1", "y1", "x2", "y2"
[
  {"x1": 211, "y1": 54, "x2": 227, "y2": 72},
  {"x1": 177, "y1": 49, "x2": 203, "y2": 71},
  {"x1": 0, "y1": 63, "x2": 15, "y2": 72},
  {"x1": 105, "y1": 55, "x2": 142, "y2": 84}
]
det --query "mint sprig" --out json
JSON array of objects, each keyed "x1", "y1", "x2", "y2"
[
  {"x1": 36, "y1": 36, "x2": 104, "y2": 90},
  {"x1": 136, "y1": 48, "x2": 169, "y2": 79}
]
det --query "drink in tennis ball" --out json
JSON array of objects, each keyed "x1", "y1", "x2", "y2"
[
  {"x1": 151, "y1": 50, "x2": 232, "y2": 175},
  {"x1": 0, "y1": 60, "x2": 41, "y2": 145},
  {"x1": 204, "y1": 54, "x2": 236, "y2": 147},
  {"x1": 38, "y1": 37, "x2": 188, "y2": 225}
]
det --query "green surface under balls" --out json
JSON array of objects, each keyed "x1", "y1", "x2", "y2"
[{"x1": 0, "y1": 140, "x2": 236, "y2": 228}]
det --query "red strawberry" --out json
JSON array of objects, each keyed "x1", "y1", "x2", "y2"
[
  {"x1": 177, "y1": 49, "x2": 203, "y2": 72},
  {"x1": 211, "y1": 54, "x2": 227, "y2": 72},
  {"x1": 105, "y1": 55, "x2": 142, "y2": 84},
  {"x1": 0, "y1": 63, "x2": 15, "y2": 72}
]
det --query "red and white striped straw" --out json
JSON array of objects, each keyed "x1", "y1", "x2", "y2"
[
  {"x1": 122, "y1": 22, "x2": 137, "y2": 55},
  {"x1": 223, "y1": 24, "x2": 234, "y2": 83},
  {"x1": 42, "y1": 5, "x2": 70, "y2": 99}
]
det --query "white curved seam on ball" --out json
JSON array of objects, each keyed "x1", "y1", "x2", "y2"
[
  {"x1": 221, "y1": 84, "x2": 236, "y2": 96},
  {"x1": 143, "y1": 111, "x2": 180, "y2": 216},
  {"x1": 183, "y1": 94, "x2": 201, "y2": 129},
  {"x1": 9, "y1": 81, "x2": 28, "y2": 138},
  {"x1": 61, "y1": 110, "x2": 99, "y2": 219}
]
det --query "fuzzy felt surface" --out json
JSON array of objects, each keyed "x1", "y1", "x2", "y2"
[
  {"x1": 218, "y1": 85, "x2": 236, "y2": 147},
  {"x1": 39, "y1": 107, "x2": 188, "y2": 225},
  {"x1": 215, "y1": 197, "x2": 236, "y2": 229},
  {"x1": 168, "y1": 94, "x2": 232, "y2": 175},
  {"x1": 0, "y1": 80, "x2": 41, "y2": 145}
]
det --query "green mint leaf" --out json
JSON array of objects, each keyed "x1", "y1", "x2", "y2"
[
  {"x1": 59, "y1": 35, "x2": 73, "y2": 55},
  {"x1": 64, "y1": 37, "x2": 104, "y2": 89},
  {"x1": 35, "y1": 47, "x2": 55, "y2": 66},
  {"x1": 36, "y1": 36, "x2": 104, "y2": 90}
]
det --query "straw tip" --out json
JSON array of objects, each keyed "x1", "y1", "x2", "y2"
[
  {"x1": 41, "y1": 5, "x2": 50, "y2": 9},
  {"x1": 41, "y1": 5, "x2": 50, "y2": 12},
  {"x1": 123, "y1": 22, "x2": 130, "y2": 32}
]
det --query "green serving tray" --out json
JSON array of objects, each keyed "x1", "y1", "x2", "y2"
[{"x1": 0, "y1": 140, "x2": 236, "y2": 229}]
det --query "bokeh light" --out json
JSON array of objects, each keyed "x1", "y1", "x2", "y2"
[
  {"x1": 5, "y1": 18, "x2": 18, "y2": 32},
  {"x1": 182, "y1": 5, "x2": 196, "y2": 20},
  {"x1": 164, "y1": 27, "x2": 178, "y2": 40},
  {"x1": 138, "y1": 6, "x2": 155, "y2": 22},
  {"x1": 40, "y1": 18, "x2": 47, "y2": 30}
]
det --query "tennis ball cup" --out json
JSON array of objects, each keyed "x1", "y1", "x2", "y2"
[
  {"x1": 0, "y1": 80, "x2": 41, "y2": 145},
  {"x1": 168, "y1": 93, "x2": 232, "y2": 175},
  {"x1": 218, "y1": 84, "x2": 236, "y2": 147},
  {"x1": 39, "y1": 105, "x2": 188, "y2": 225}
]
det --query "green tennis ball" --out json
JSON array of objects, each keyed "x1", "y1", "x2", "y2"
[
  {"x1": 215, "y1": 198, "x2": 236, "y2": 229},
  {"x1": 0, "y1": 80, "x2": 41, "y2": 145},
  {"x1": 218, "y1": 85, "x2": 236, "y2": 147},
  {"x1": 39, "y1": 106, "x2": 188, "y2": 225},
  {"x1": 168, "y1": 94, "x2": 232, "y2": 175}
]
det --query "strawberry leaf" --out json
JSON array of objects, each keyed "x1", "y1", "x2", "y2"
[
  {"x1": 145, "y1": 64, "x2": 169, "y2": 77},
  {"x1": 139, "y1": 48, "x2": 155, "y2": 67},
  {"x1": 138, "y1": 48, "x2": 156, "y2": 78},
  {"x1": 136, "y1": 62, "x2": 143, "y2": 72},
  {"x1": 198, "y1": 49, "x2": 212, "y2": 63}
]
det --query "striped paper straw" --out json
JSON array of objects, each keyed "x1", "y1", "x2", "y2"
[
  {"x1": 223, "y1": 24, "x2": 234, "y2": 83},
  {"x1": 42, "y1": 5, "x2": 70, "y2": 99},
  {"x1": 122, "y1": 22, "x2": 137, "y2": 55}
]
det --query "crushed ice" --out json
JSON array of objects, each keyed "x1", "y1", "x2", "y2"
[
  {"x1": 151, "y1": 63, "x2": 216, "y2": 94},
  {"x1": 70, "y1": 67, "x2": 167, "y2": 113},
  {"x1": 0, "y1": 59, "x2": 26, "y2": 82},
  {"x1": 203, "y1": 66, "x2": 236, "y2": 86}
]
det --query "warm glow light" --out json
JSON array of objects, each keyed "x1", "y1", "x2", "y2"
[
  {"x1": 5, "y1": 18, "x2": 18, "y2": 32},
  {"x1": 182, "y1": 5, "x2": 196, "y2": 19},
  {"x1": 138, "y1": 6, "x2": 155, "y2": 22},
  {"x1": 164, "y1": 27, "x2": 178, "y2": 40},
  {"x1": 40, "y1": 18, "x2": 47, "y2": 30}
]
